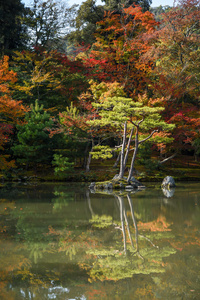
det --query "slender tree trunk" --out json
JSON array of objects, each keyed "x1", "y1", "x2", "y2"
[
  {"x1": 118, "y1": 122, "x2": 127, "y2": 179},
  {"x1": 127, "y1": 126, "x2": 139, "y2": 183},
  {"x1": 85, "y1": 140, "x2": 94, "y2": 172},
  {"x1": 124, "y1": 208, "x2": 135, "y2": 249},
  {"x1": 117, "y1": 195, "x2": 127, "y2": 254},
  {"x1": 86, "y1": 190, "x2": 95, "y2": 216},
  {"x1": 83, "y1": 141, "x2": 90, "y2": 168},
  {"x1": 127, "y1": 194, "x2": 139, "y2": 252},
  {"x1": 123, "y1": 127, "x2": 134, "y2": 170},
  {"x1": 113, "y1": 151, "x2": 121, "y2": 168}
]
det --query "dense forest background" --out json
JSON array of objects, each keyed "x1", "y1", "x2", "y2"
[{"x1": 0, "y1": 0, "x2": 200, "y2": 181}]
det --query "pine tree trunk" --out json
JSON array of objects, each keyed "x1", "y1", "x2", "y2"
[
  {"x1": 118, "y1": 122, "x2": 127, "y2": 179},
  {"x1": 123, "y1": 127, "x2": 134, "y2": 170},
  {"x1": 127, "y1": 126, "x2": 139, "y2": 183}
]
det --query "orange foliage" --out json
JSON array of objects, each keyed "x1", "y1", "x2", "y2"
[
  {"x1": 0, "y1": 56, "x2": 28, "y2": 169},
  {"x1": 83, "y1": 6, "x2": 159, "y2": 97},
  {"x1": 138, "y1": 216, "x2": 172, "y2": 232},
  {"x1": 0, "y1": 56, "x2": 27, "y2": 123}
]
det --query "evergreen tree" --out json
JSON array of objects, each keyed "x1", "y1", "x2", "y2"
[
  {"x1": 0, "y1": 0, "x2": 27, "y2": 56},
  {"x1": 104, "y1": 0, "x2": 152, "y2": 12},
  {"x1": 68, "y1": 0, "x2": 104, "y2": 45},
  {"x1": 12, "y1": 100, "x2": 63, "y2": 168},
  {"x1": 87, "y1": 82, "x2": 175, "y2": 182}
]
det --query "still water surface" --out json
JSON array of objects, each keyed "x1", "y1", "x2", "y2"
[{"x1": 0, "y1": 182, "x2": 199, "y2": 299}]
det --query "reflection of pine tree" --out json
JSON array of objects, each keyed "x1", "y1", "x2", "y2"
[
  {"x1": 29, "y1": 243, "x2": 44, "y2": 264},
  {"x1": 86, "y1": 191, "x2": 177, "y2": 281}
]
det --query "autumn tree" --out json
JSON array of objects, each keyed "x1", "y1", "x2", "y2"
[
  {"x1": 146, "y1": 0, "x2": 200, "y2": 101},
  {"x1": 57, "y1": 91, "x2": 105, "y2": 171},
  {"x1": 11, "y1": 48, "x2": 89, "y2": 113},
  {"x1": 82, "y1": 5, "x2": 159, "y2": 97},
  {"x1": 68, "y1": 0, "x2": 153, "y2": 46},
  {"x1": 143, "y1": 0, "x2": 200, "y2": 154},
  {"x1": 0, "y1": 55, "x2": 27, "y2": 170},
  {"x1": 87, "y1": 82, "x2": 175, "y2": 182}
]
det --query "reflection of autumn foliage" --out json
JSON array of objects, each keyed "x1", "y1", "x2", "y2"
[
  {"x1": 46, "y1": 225, "x2": 100, "y2": 262},
  {"x1": 84, "y1": 193, "x2": 177, "y2": 283},
  {"x1": 138, "y1": 216, "x2": 172, "y2": 232},
  {"x1": 85, "y1": 287, "x2": 106, "y2": 300},
  {"x1": 0, "y1": 240, "x2": 31, "y2": 300},
  {"x1": 0, "y1": 201, "x2": 15, "y2": 233},
  {"x1": 135, "y1": 286, "x2": 154, "y2": 298},
  {"x1": 169, "y1": 227, "x2": 200, "y2": 252}
]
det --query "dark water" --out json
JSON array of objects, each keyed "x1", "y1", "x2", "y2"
[{"x1": 0, "y1": 182, "x2": 199, "y2": 299}]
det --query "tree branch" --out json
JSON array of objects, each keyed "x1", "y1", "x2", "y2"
[
  {"x1": 158, "y1": 152, "x2": 177, "y2": 165},
  {"x1": 138, "y1": 129, "x2": 158, "y2": 144}
]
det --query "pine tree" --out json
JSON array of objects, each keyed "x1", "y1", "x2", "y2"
[
  {"x1": 0, "y1": 0, "x2": 27, "y2": 56},
  {"x1": 87, "y1": 82, "x2": 175, "y2": 182},
  {"x1": 12, "y1": 100, "x2": 62, "y2": 168}
]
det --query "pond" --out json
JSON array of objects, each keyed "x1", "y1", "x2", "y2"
[{"x1": 0, "y1": 182, "x2": 199, "y2": 299}]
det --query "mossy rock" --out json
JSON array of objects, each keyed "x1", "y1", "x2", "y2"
[{"x1": 89, "y1": 176, "x2": 145, "y2": 191}]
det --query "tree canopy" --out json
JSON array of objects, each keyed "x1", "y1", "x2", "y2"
[{"x1": 0, "y1": 0, "x2": 199, "y2": 177}]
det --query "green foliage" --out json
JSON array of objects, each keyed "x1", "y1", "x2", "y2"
[
  {"x1": 24, "y1": 0, "x2": 72, "y2": 50},
  {"x1": 87, "y1": 82, "x2": 175, "y2": 155},
  {"x1": 192, "y1": 138, "x2": 200, "y2": 156},
  {"x1": 86, "y1": 243, "x2": 176, "y2": 281},
  {"x1": 104, "y1": 0, "x2": 152, "y2": 12},
  {"x1": 88, "y1": 83, "x2": 174, "y2": 133},
  {"x1": 89, "y1": 214, "x2": 113, "y2": 228},
  {"x1": 68, "y1": 0, "x2": 104, "y2": 45},
  {"x1": 12, "y1": 49, "x2": 89, "y2": 113},
  {"x1": 52, "y1": 154, "x2": 74, "y2": 177},
  {"x1": 137, "y1": 142, "x2": 160, "y2": 172},
  {"x1": 68, "y1": 0, "x2": 152, "y2": 45},
  {"x1": 53, "y1": 189, "x2": 74, "y2": 210},
  {"x1": 12, "y1": 100, "x2": 63, "y2": 167},
  {"x1": 90, "y1": 145, "x2": 113, "y2": 160},
  {"x1": 0, "y1": 0, "x2": 28, "y2": 55}
]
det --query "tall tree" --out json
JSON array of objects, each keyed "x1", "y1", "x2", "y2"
[
  {"x1": 0, "y1": 0, "x2": 27, "y2": 56},
  {"x1": 83, "y1": 6, "x2": 158, "y2": 96},
  {"x1": 142, "y1": 0, "x2": 200, "y2": 153},
  {"x1": 24, "y1": 0, "x2": 74, "y2": 50},
  {"x1": 146, "y1": 0, "x2": 200, "y2": 102},
  {"x1": 68, "y1": 0, "x2": 104, "y2": 45},
  {"x1": 68, "y1": 0, "x2": 152, "y2": 46},
  {"x1": 103, "y1": 0, "x2": 152, "y2": 12}
]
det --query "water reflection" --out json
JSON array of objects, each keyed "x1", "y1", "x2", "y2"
[
  {"x1": 0, "y1": 183, "x2": 199, "y2": 299},
  {"x1": 162, "y1": 187, "x2": 176, "y2": 198},
  {"x1": 86, "y1": 190, "x2": 176, "y2": 281}
]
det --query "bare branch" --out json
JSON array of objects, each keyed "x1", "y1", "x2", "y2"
[
  {"x1": 138, "y1": 130, "x2": 158, "y2": 144},
  {"x1": 159, "y1": 153, "x2": 177, "y2": 165}
]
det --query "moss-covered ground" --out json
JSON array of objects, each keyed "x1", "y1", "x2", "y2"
[{"x1": 1, "y1": 153, "x2": 200, "y2": 184}]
